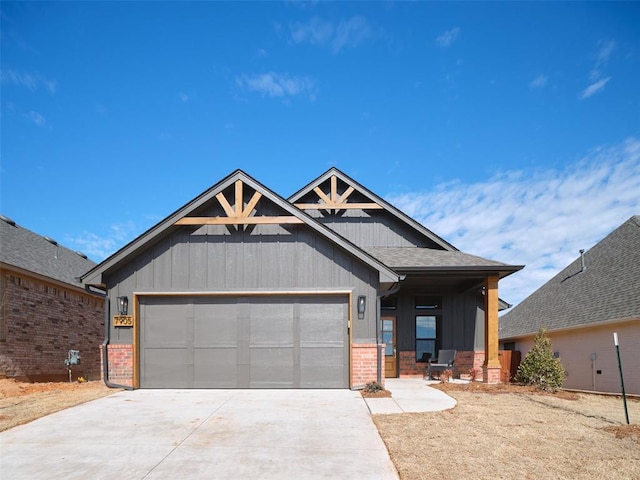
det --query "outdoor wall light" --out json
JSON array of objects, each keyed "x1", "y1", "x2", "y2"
[
  {"x1": 357, "y1": 295, "x2": 366, "y2": 319},
  {"x1": 117, "y1": 296, "x2": 129, "y2": 316}
]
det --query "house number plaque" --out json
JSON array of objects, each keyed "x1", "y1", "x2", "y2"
[{"x1": 113, "y1": 315, "x2": 134, "y2": 327}]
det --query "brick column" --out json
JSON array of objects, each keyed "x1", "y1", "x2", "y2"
[
  {"x1": 100, "y1": 344, "x2": 133, "y2": 387},
  {"x1": 351, "y1": 343, "x2": 380, "y2": 388}
]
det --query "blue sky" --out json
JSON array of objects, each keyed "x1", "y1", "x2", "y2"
[{"x1": 1, "y1": 1, "x2": 639, "y2": 307}]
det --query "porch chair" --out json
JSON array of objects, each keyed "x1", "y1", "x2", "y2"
[{"x1": 427, "y1": 349, "x2": 457, "y2": 380}]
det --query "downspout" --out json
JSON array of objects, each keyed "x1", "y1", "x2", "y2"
[
  {"x1": 87, "y1": 285, "x2": 133, "y2": 390},
  {"x1": 377, "y1": 276, "x2": 405, "y2": 384}
]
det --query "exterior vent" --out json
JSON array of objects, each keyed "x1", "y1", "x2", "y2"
[
  {"x1": 44, "y1": 236, "x2": 58, "y2": 246},
  {"x1": 76, "y1": 251, "x2": 88, "y2": 259},
  {"x1": 0, "y1": 214, "x2": 16, "y2": 226}
]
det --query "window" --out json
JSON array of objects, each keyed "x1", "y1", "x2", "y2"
[{"x1": 415, "y1": 296, "x2": 442, "y2": 361}]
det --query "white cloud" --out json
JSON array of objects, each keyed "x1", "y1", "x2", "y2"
[
  {"x1": 290, "y1": 16, "x2": 372, "y2": 53},
  {"x1": 583, "y1": 40, "x2": 615, "y2": 96},
  {"x1": 530, "y1": 74, "x2": 548, "y2": 88},
  {"x1": 26, "y1": 110, "x2": 46, "y2": 126},
  {"x1": 436, "y1": 27, "x2": 460, "y2": 47},
  {"x1": 595, "y1": 40, "x2": 615, "y2": 67},
  {"x1": 179, "y1": 92, "x2": 189, "y2": 103},
  {"x1": 386, "y1": 138, "x2": 640, "y2": 308},
  {"x1": 236, "y1": 72, "x2": 316, "y2": 101},
  {"x1": 580, "y1": 77, "x2": 610, "y2": 99},
  {"x1": 1, "y1": 69, "x2": 56, "y2": 93},
  {"x1": 66, "y1": 221, "x2": 144, "y2": 261}
]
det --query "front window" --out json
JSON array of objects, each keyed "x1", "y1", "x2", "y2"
[{"x1": 415, "y1": 296, "x2": 442, "y2": 361}]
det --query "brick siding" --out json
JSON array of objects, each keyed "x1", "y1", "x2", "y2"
[
  {"x1": 0, "y1": 270, "x2": 104, "y2": 381},
  {"x1": 453, "y1": 351, "x2": 485, "y2": 381},
  {"x1": 100, "y1": 344, "x2": 133, "y2": 387},
  {"x1": 351, "y1": 343, "x2": 381, "y2": 388},
  {"x1": 399, "y1": 350, "x2": 425, "y2": 377}
]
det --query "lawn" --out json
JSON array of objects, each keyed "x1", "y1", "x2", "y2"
[{"x1": 373, "y1": 383, "x2": 640, "y2": 480}]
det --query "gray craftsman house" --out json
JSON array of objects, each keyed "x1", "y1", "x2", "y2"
[
  {"x1": 82, "y1": 168, "x2": 523, "y2": 389},
  {"x1": 500, "y1": 215, "x2": 640, "y2": 394}
]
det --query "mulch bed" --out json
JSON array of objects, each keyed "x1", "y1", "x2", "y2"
[{"x1": 431, "y1": 381, "x2": 580, "y2": 400}]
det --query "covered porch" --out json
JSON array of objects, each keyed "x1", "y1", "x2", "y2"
[{"x1": 368, "y1": 248, "x2": 523, "y2": 385}]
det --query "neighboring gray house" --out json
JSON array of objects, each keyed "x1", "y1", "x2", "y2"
[
  {"x1": 82, "y1": 168, "x2": 522, "y2": 389},
  {"x1": 500, "y1": 215, "x2": 640, "y2": 394},
  {"x1": 0, "y1": 215, "x2": 104, "y2": 381}
]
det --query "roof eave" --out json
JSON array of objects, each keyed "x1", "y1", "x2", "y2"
[{"x1": 392, "y1": 265, "x2": 524, "y2": 278}]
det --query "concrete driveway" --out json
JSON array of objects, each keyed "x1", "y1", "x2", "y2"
[{"x1": 0, "y1": 389, "x2": 399, "y2": 479}]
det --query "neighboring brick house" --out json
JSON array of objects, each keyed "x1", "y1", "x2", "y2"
[
  {"x1": 500, "y1": 215, "x2": 640, "y2": 395},
  {"x1": 0, "y1": 215, "x2": 104, "y2": 381}
]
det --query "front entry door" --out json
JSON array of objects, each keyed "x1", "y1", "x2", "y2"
[{"x1": 382, "y1": 316, "x2": 396, "y2": 378}]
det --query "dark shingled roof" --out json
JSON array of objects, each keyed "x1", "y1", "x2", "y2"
[
  {"x1": 365, "y1": 247, "x2": 520, "y2": 273},
  {"x1": 0, "y1": 216, "x2": 96, "y2": 289},
  {"x1": 500, "y1": 215, "x2": 640, "y2": 339}
]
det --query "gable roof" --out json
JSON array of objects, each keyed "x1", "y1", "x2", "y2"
[
  {"x1": 500, "y1": 215, "x2": 640, "y2": 339},
  {"x1": 81, "y1": 170, "x2": 400, "y2": 286},
  {"x1": 0, "y1": 215, "x2": 96, "y2": 289},
  {"x1": 289, "y1": 167, "x2": 458, "y2": 251}
]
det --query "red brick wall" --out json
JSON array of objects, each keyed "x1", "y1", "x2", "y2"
[
  {"x1": 351, "y1": 343, "x2": 381, "y2": 387},
  {"x1": 0, "y1": 270, "x2": 104, "y2": 381},
  {"x1": 454, "y1": 351, "x2": 485, "y2": 380},
  {"x1": 399, "y1": 350, "x2": 489, "y2": 380},
  {"x1": 100, "y1": 344, "x2": 133, "y2": 387},
  {"x1": 399, "y1": 350, "x2": 425, "y2": 377}
]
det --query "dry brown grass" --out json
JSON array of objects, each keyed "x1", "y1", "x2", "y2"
[
  {"x1": 374, "y1": 383, "x2": 640, "y2": 480},
  {"x1": 0, "y1": 378, "x2": 118, "y2": 431}
]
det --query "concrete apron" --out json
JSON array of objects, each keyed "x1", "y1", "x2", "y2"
[{"x1": 0, "y1": 389, "x2": 399, "y2": 480}]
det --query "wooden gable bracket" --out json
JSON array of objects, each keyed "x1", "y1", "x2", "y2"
[
  {"x1": 175, "y1": 179, "x2": 304, "y2": 226},
  {"x1": 294, "y1": 175, "x2": 382, "y2": 210}
]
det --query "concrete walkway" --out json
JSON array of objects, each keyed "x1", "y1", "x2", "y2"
[{"x1": 363, "y1": 378, "x2": 457, "y2": 414}]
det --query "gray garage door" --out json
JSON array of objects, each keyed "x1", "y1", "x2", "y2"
[{"x1": 139, "y1": 295, "x2": 348, "y2": 388}]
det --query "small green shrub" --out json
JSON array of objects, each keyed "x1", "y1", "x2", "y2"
[
  {"x1": 363, "y1": 381, "x2": 385, "y2": 393},
  {"x1": 515, "y1": 328, "x2": 565, "y2": 392}
]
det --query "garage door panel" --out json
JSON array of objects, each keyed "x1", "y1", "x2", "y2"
[
  {"x1": 249, "y1": 302, "x2": 294, "y2": 346},
  {"x1": 251, "y1": 347, "x2": 295, "y2": 388},
  {"x1": 300, "y1": 366, "x2": 345, "y2": 388},
  {"x1": 300, "y1": 301, "x2": 345, "y2": 343},
  {"x1": 301, "y1": 346, "x2": 344, "y2": 366},
  {"x1": 143, "y1": 302, "x2": 190, "y2": 346},
  {"x1": 143, "y1": 348, "x2": 190, "y2": 388},
  {"x1": 194, "y1": 348, "x2": 238, "y2": 388},
  {"x1": 193, "y1": 302, "x2": 237, "y2": 347}
]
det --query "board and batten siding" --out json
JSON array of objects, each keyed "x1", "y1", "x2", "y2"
[
  {"x1": 306, "y1": 209, "x2": 441, "y2": 249},
  {"x1": 105, "y1": 222, "x2": 380, "y2": 345},
  {"x1": 393, "y1": 290, "x2": 483, "y2": 353}
]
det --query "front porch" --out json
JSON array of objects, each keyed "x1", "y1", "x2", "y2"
[{"x1": 380, "y1": 275, "x2": 513, "y2": 384}]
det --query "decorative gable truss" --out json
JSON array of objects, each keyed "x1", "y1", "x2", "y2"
[
  {"x1": 175, "y1": 179, "x2": 304, "y2": 227},
  {"x1": 294, "y1": 174, "x2": 382, "y2": 212}
]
